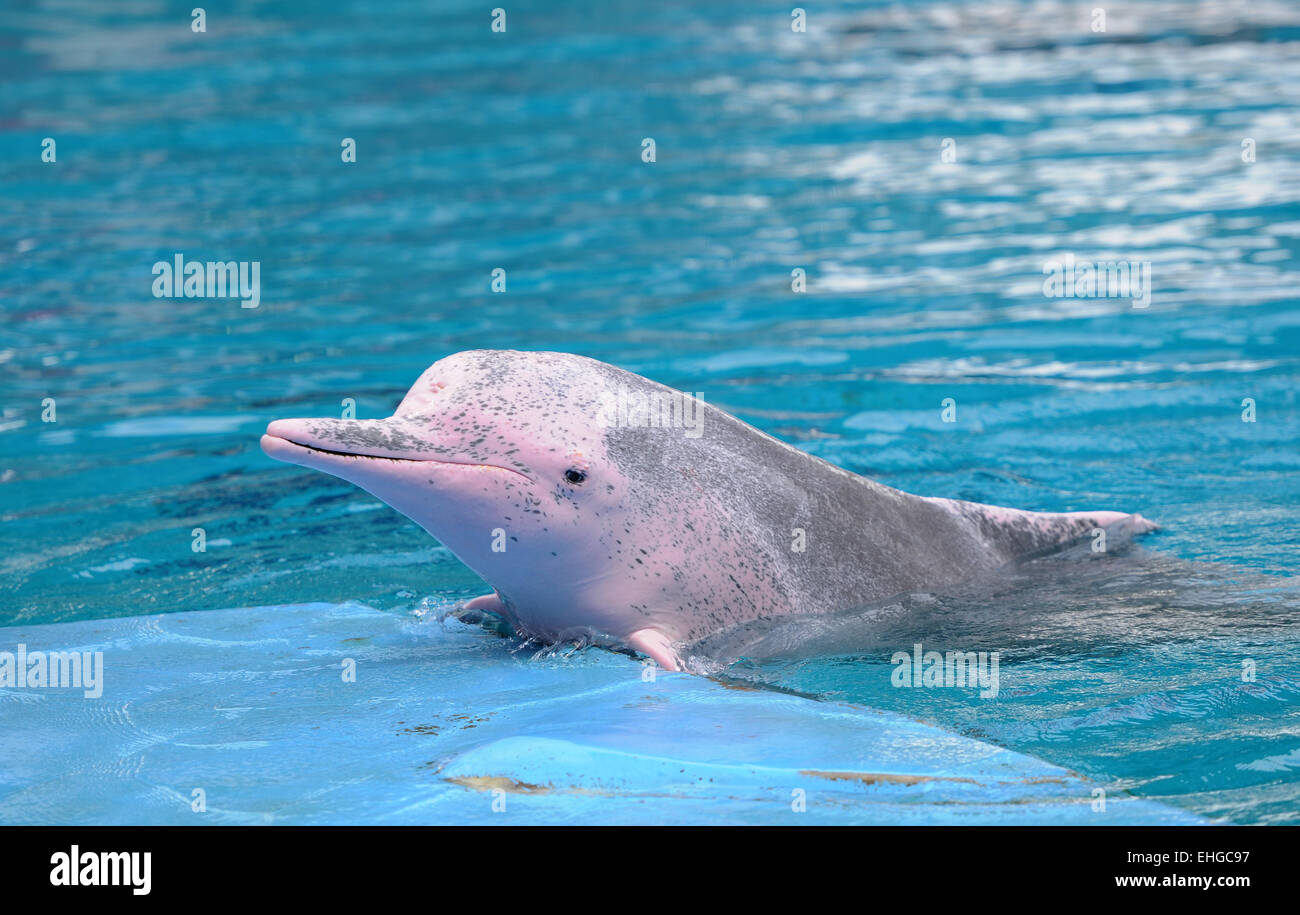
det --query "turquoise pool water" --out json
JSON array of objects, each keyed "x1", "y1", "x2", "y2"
[{"x1": 1, "y1": 0, "x2": 1298, "y2": 823}]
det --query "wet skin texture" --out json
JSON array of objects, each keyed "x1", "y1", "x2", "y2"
[{"x1": 261, "y1": 350, "x2": 1152, "y2": 671}]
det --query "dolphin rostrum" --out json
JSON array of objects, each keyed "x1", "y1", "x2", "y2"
[{"x1": 261, "y1": 350, "x2": 1153, "y2": 671}]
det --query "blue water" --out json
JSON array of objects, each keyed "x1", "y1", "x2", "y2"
[
  {"x1": 0, "y1": 603, "x2": 1203, "y2": 825},
  {"x1": 2, "y1": 0, "x2": 1299, "y2": 824}
]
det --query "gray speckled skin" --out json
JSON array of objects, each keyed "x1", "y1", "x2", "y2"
[{"x1": 262, "y1": 350, "x2": 1152, "y2": 667}]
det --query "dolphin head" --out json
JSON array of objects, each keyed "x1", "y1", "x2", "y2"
[{"x1": 261, "y1": 350, "x2": 671, "y2": 640}]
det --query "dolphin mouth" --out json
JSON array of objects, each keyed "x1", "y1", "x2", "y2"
[{"x1": 261, "y1": 434, "x2": 532, "y2": 482}]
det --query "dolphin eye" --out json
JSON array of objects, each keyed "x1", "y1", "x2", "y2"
[{"x1": 564, "y1": 468, "x2": 587, "y2": 485}]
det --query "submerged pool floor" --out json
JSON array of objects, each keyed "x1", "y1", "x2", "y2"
[{"x1": 0, "y1": 603, "x2": 1202, "y2": 825}]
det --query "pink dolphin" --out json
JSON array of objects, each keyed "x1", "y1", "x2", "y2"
[{"x1": 261, "y1": 350, "x2": 1153, "y2": 671}]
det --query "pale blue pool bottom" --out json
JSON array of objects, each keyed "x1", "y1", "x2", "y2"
[{"x1": 0, "y1": 603, "x2": 1204, "y2": 825}]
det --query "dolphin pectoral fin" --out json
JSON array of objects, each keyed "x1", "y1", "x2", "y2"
[
  {"x1": 463, "y1": 593, "x2": 506, "y2": 616},
  {"x1": 627, "y1": 628, "x2": 683, "y2": 673}
]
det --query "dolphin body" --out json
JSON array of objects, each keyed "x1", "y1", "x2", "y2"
[{"x1": 261, "y1": 350, "x2": 1153, "y2": 671}]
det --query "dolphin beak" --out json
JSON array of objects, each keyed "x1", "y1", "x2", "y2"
[
  {"x1": 260, "y1": 417, "x2": 533, "y2": 482},
  {"x1": 260, "y1": 417, "x2": 416, "y2": 467},
  {"x1": 260, "y1": 430, "x2": 317, "y2": 467}
]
